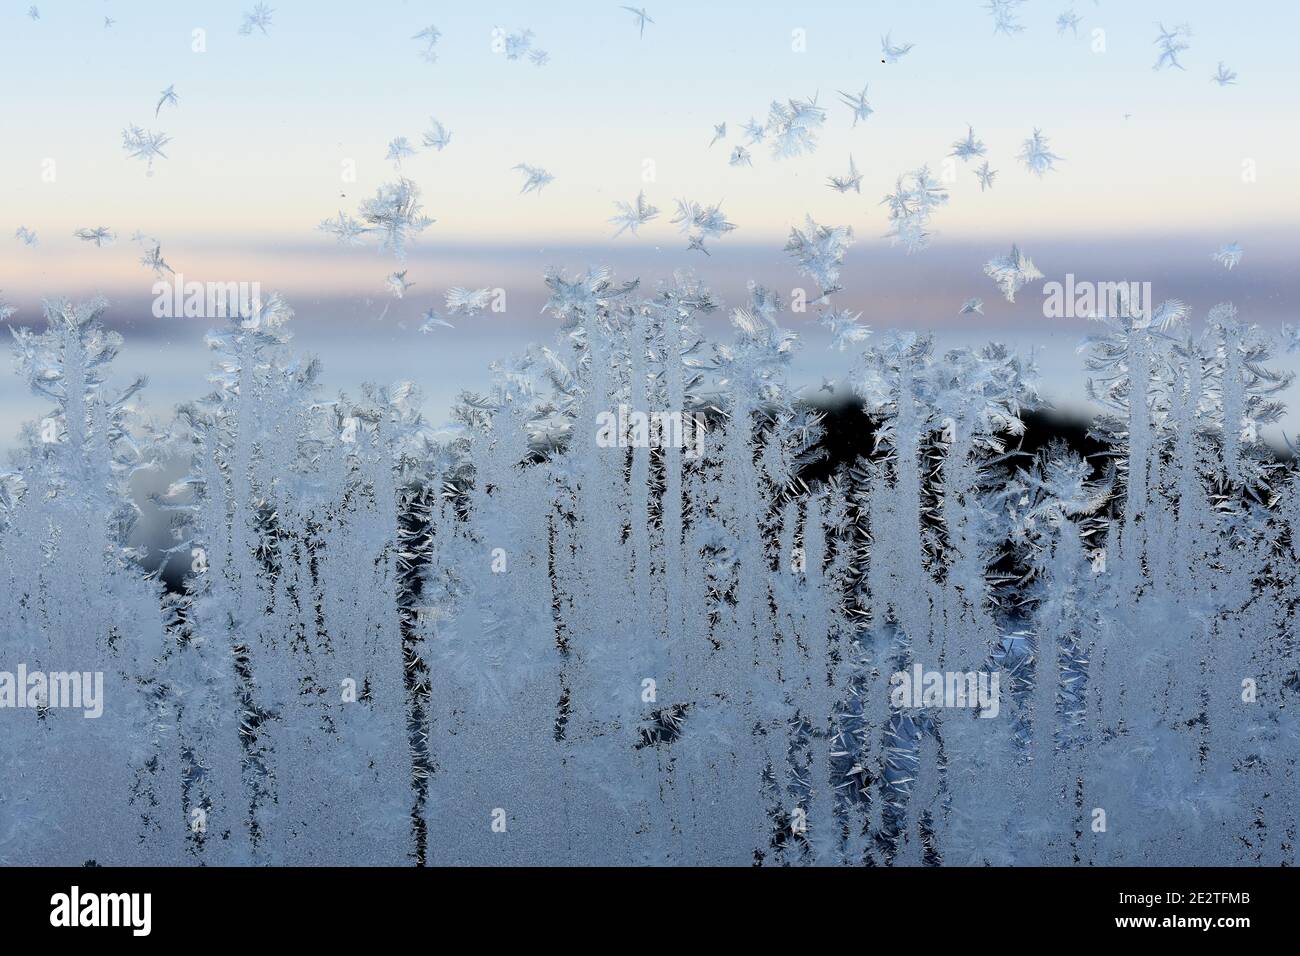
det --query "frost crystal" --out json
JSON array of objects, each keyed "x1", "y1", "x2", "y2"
[
  {"x1": 975, "y1": 160, "x2": 997, "y2": 191},
  {"x1": 514, "y1": 163, "x2": 554, "y2": 194},
  {"x1": 155, "y1": 85, "x2": 178, "y2": 118},
  {"x1": 385, "y1": 137, "x2": 416, "y2": 168},
  {"x1": 1282, "y1": 323, "x2": 1300, "y2": 353},
  {"x1": 882, "y1": 166, "x2": 949, "y2": 253},
  {"x1": 238, "y1": 3, "x2": 273, "y2": 36},
  {"x1": 1018, "y1": 128, "x2": 1062, "y2": 176},
  {"x1": 826, "y1": 155, "x2": 862, "y2": 193},
  {"x1": 419, "y1": 308, "x2": 454, "y2": 333},
  {"x1": 541, "y1": 266, "x2": 632, "y2": 322},
  {"x1": 818, "y1": 308, "x2": 871, "y2": 350},
  {"x1": 138, "y1": 243, "x2": 173, "y2": 277},
  {"x1": 1212, "y1": 242, "x2": 1244, "y2": 270},
  {"x1": 950, "y1": 125, "x2": 987, "y2": 162},
  {"x1": 622, "y1": 6, "x2": 654, "y2": 38},
  {"x1": 1057, "y1": 10, "x2": 1082, "y2": 36},
  {"x1": 728, "y1": 146, "x2": 752, "y2": 167},
  {"x1": 422, "y1": 118, "x2": 452, "y2": 151},
  {"x1": 1211, "y1": 62, "x2": 1237, "y2": 86},
  {"x1": 838, "y1": 85, "x2": 873, "y2": 126},
  {"x1": 881, "y1": 33, "x2": 915, "y2": 63},
  {"x1": 765, "y1": 94, "x2": 827, "y2": 159},
  {"x1": 959, "y1": 297, "x2": 984, "y2": 316},
  {"x1": 385, "y1": 271, "x2": 413, "y2": 298},
  {"x1": 445, "y1": 287, "x2": 493, "y2": 316},
  {"x1": 412, "y1": 25, "x2": 441, "y2": 63},
  {"x1": 121, "y1": 125, "x2": 171, "y2": 176},
  {"x1": 741, "y1": 118, "x2": 766, "y2": 143},
  {"x1": 1153, "y1": 23, "x2": 1192, "y2": 71},
  {"x1": 986, "y1": 0, "x2": 1027, "y2": 36},
  {"x1": 785, "y1": 216, "x2": 855, "y2": 298},
  {"x1": 502, "y1": 29, "x2": 536, "y2": 60},
  {"x1": 731, "y1": 283, "x2": 783, "y2": 337},
  {"x1": 984, "y1": 243, "x2": 1044, "y2": 301},
  {"x1": 15, "y1": 226, "x2": 38, "y2": 247},
  {"x1": 671, "y1": 198, "x2": 736, "y2": 254},
  {"x1": 355, "y1": 178, "x2": 435, "y2": 258},
  {"x1": 609, "y1": 190, "x2": 659, "y2": 237},
  {"x1": 318, "y1": 211, "x2": 368, "y2": 246},
  {"x1": 74, "y1": 227, "x2": 116, "y2": 247}
]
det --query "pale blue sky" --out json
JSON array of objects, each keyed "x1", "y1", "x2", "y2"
[{"x1": 1, "y1": 0, "x2": 1297, "y2": 259}]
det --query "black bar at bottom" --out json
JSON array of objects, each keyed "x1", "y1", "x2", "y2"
[{"x1": 0, "y1": 865, "x2": 1278, "y2": 941}]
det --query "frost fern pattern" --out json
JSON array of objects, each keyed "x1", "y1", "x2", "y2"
[{"x1": 1, "y1": 278, "x2": 1297, "y2": 866}]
